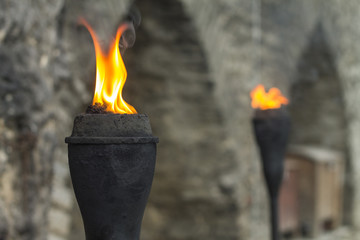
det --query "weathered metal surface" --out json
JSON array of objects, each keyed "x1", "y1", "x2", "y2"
[
  {"x1": 66, "y1": 114, "x2": 158, "y2": 240},
  {"x1": 253, "y1": 108, "x2": 291, "y2": 240}
]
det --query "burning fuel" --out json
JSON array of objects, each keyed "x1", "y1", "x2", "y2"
[
  {"x1": 250, "y1": 84, "x2": 289, "y2": 110},
  {"x1": 80, "y1": 18, "x2": 137, "y2": 114}
]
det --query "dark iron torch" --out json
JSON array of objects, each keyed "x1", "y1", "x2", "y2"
[
  {"x1": 65, "y1": 114, "x2": 158, "y2": 240},
  {"x1": 252, "y1": 108, "x2": 290, "y2": 240}
]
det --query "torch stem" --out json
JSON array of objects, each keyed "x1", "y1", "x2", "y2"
[
  {"x1": 270, "y1": 196, "x2": 279, "y2": 240},
  {"x1": 252, "y1": 108, "x2": 290, "y2": 240}
]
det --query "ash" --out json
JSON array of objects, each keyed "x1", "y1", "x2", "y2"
[{"x1": 85, "y1": 103, "x2": 110, "y2": 114}]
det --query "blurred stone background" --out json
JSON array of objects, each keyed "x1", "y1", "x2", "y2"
[{"x1": 0, "y1": 0, "x2": 360, "y2": 240}]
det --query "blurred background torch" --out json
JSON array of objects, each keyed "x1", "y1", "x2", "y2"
[{"x1": 250, "y1": 84, "x2": 290, "y2": 240}]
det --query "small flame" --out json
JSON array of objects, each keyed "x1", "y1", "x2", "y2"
[
  {"x1": 250, "y1": 84, "x2": 289, "y2": 110},
  {"x1": 80, "y1": 18, "x2": 137, "y2": 114}
]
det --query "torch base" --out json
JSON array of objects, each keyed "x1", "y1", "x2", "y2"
[
  {"x1": 68, "y1": 142, "x2": 157, "y2": 240},
  {"x1": 66, "y1": 114, "x2": 158, "y2": 240}
]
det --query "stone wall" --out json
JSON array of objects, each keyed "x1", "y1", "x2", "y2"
[
  {"x1": 1, "y1": 1, "x2": 360, "y2": 240},
  {"x1": 0, "y1": 0, "x2": 131, "y2": 239},
  {"x1": 181, "y1": 1, "x2": 268, "y2": 239},
  {"x1": 318, "y1": 0, "x2": 360, "y2": 230},
  {"x1": 0, "y1": 1, "x2": 71, "y2": 239},
  {"x1": 127, "y1": 0, "x2": 253, "y2": 239},
  {"x1": 289, "y1": 24, "x2": 346, "y2": 151}
]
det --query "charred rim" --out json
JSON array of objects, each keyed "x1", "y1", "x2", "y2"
[
  {"x1": 66, "y1": 114, "x2": 158, "y2": 240},
  {"x1": 252, "y1": 108, "x2": 290, "y2": 240}
]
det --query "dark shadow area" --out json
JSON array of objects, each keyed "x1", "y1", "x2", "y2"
[{"x1": 290, "y1": 23, "x2": 346, "y2": 151}]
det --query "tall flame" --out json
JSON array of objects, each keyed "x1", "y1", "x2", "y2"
[
  {"x1": 80, "y1": 18, "x2": 137, "y2": 114},
  {"x1": 250, "y1": 84, "x2": 289, "y2": 110}
]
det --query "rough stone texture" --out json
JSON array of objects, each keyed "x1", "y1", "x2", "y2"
[
  {"x1": 260, "y1": 0, "x2": 319, "y2": 94},
  {"x1": 0, "y1": 1, "x2": 70, "y2": 239},
  {"x1": 0, "y1": 0, "x2": 131, "y2": 239},
  {"x1": 179, "y1": 1, "x2": 267, "y2": 238},
  {"x1": 1, "y1": 0, "x2": 360, "y2": 240},
  {"x1": 126, "y1": 1, "x2": 241, "y2": 239},
  {"x1": 289, "y1": 25, "x2": 346, "y2": 151},
  {"x1": 48, "y1": 209, "x2": 71, "y2": 236},
  {"x1": 255, "y1": 0, "x2": 360, "y2": 236},
  {"x1": 318, "y1": 0, "x2": 360, "y2": 230}
]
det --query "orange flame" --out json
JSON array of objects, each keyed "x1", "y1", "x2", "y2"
[
  {"x1": 80, "y1": 18, "x2": 137, "y2": 114},
  {"x1": 250, "y1": 84, "x2": 289, "y2": 110}
]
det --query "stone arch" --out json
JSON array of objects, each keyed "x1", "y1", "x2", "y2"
[
  {"x1": 289, "y1": 22, "x2": 350, "y2": 230},
  {"x1": 179, "y1": 1, "x2": 270, "y2": 239},
  {"x1": 318, "y1": 0, "x2": 360, "y2": 231},
  {"x1": 289, "y1": 23, "x2": 347, "y2": 151},
  {"x1": 124, "y1": 0, "x2": 246, "y2": 239}
]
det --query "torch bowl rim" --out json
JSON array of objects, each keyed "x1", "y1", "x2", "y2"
[{"x1": 65, "y1": 136, "x2": 159, "y2": 144}]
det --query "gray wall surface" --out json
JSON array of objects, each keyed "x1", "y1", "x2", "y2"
[{"x1": 0, "y1": 0, "x2": 359, "y2": 240}]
